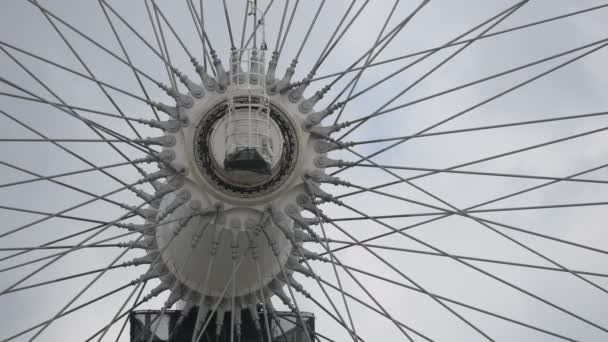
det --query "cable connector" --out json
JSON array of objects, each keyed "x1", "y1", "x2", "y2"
[
  {"x1": 115, "y1": 222, "x2": 154, "y2": 235},
  {"x1": 304, "y1": 180, "x2": 340, "y2": 205},
  {"x1": 139, "y1": 166, "x2": 179, "y2": 183},
  {"x1": 142, "y1": 119, "x2": 183, "y2": 133},
  {"x1": 304, "y1": 102, "x2": 341, "y2": 127},
  {"x1": 139, "y1": 135, "x2": 176, "y2": 147},
  {"x1": 305, "y1": 121, "x2": 351, "y2": 137},
  {"x1": 191, "y1": 57, "x2": 217, "y2": 91},
  {"x1": 211, "y1": 49, "x2": 228, "y2": 91},
  {"x1": 266, "y1": 50, "x2": 280, "y2": 86},
  {"x1": 156, "y1": 189, "x2": 191, "y2": 221},
  {"x1": 306, "y1": 170, "x2": 350, "y2": 186},
  {"x1": 299, "y1": 84, "x2": 330, "y2": 114},
  {"x1": 287, "y1": 71, "x2": 313, "y2": 103},
  {"x1": 269, "y1": 58, "x2": 297, "y2": 95},
  {"x1": 314, "y1": 140, "x2": 349, "y2": 153},
  {"x1": 156, "y1": 82, "x2": 194, "y2": 108},
  {"x1": 313, "y1": 156, "x2": 351, "y2": 168},
  {"x1": 172, "y1": 67, "x2": 204, "y2": 99},
  {"x1": 154, "y1": 175, "x2": 185, "y2": 198}
]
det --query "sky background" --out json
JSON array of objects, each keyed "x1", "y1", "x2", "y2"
[{"x1": 1, "y1": 0, "x2": 608, "y2": 341}]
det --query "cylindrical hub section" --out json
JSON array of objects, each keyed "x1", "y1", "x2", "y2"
[{"x1": 224, "y1": 49, "x2": 275, "y2": 177}]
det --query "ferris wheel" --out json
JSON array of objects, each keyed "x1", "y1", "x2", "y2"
[{"x1": 1, "y1": 0, "x2": 608, "y2": 341}]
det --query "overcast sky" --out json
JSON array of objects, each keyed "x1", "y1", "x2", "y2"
[{"x1": 1, "y1": 0, "x2": 608, "y2": 341}]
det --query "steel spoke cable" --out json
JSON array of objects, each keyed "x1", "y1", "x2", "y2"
[
  {"x1": 152, "y1": 2, "x2": 179, "y2": 91},
  {"x1": 332, "y1": 0, "x2": 401, "y2": 125},
  {"x1": 313, "y1": 0, "x2": 431, "y2": 97},
  {"x1": 348, "y1": 110, "x2": 608, "y2": 146},
  {"x1": 0, "y1": 40, "x2": 155, "y2": 106},
  {"x1": 0, "y1": 69, "x2": 153, "y2": 156},
  {"x1": 5, "y1": 2, "x2": 608, "y2": 341},
  {"x1": 0, "y1": 200, "x2": 149, "y2": 294},
  {"x1": 277, "y1": 0, "x2": 300, "y2": 56},
  {"x1": 26, "y1": 0, "x2": 164, "y2": 85},
  {"x1": 0, "y1": 141, "x2": 148, "y2": 213},
  {"x1": 301, "y1": 199, "x2": 455, "y2": 341},
  {"x1": 271, "y1": 314, "x2": 335, "y2": 342},
  {"x1": 273, "y1": 0, "x2": 290, "y2": 54},
  {"x1": 0, "y1": 243, "x2": 121, "y2": 253},
  {"x1": 1, "y1": 212, "x2": 186, "y2": 280},
  {"x1": 2, "y1": 38, "x2": 152, "y2": 166},
  {"x1": 35, "y1": 0, "x2": 148, "y2": 148},
  {"x1": 0, "y1": 85, "x2": 155, "y2": 161},
  {"x1": 302, "y1": 295, "x2": 364, "y2": 342},
  {"x1": 328, "y1": 201, "x2": 608, "y2": 334},
  {"x1": 353, "y1": 159, "x2": 608, "y2": 297},
  {"x1": 313, "y1": 275, "x2": 437, "y2": 341},
  {"x1": 325, "y1": 161, "x2": 608, "y2": 258},
  {"x1": 16, "y1": 243, "x2": 143, "y2": 342},
  {"x1": 316, "y1": 1, "x2": 369, "y2": 71},
  {"x1": 258, "y1": 228, "x2": 314, "y2": 342},
  {"x1": 305, "y1": 200, "x2": 418, "y2": 341},
  {"x1": 241, "y1": 0, "x2": 277, "y2": 50},
  {"x1": 0, "y1": 110, "x2": 153, "y2": 211},
  {"x1": 245, "y1": 220, "x2": 313, "y2": 342},
  {"x1": 252, "y1": 0, "x2": 258, "y2": 49},
  {"x1": 239, "y1": 0, "x2": 251, "y2": 51},
  {"x1": 334, "y1": 113, "x2": 608, "y2": 202},
  {"x1": 97, "y1": 281, "x2": 147, "y2": 342},
  {"x1": 329, "y1": 262, "x2": 577, "y2": 341},
  {"x1": 0, "y1": 205, "x2": 110, "y2": 226},
  {"x1": 337, "y1": 36, "x2": 608, "y2": 142},
  {"x1": 0, "y1": 230, "x2": 137, "y2": 275},
  {"x1": 328, "y1": 132, "x2": 608, "y2": 297},
  {"x1": 303, "y1": 0, "x2": 360, "y2": 82},
  {"x1": 335, "y1": 0, "x2": 528, "y2": 140},
  {"x1": 332, "y1": 37, "x2": 608, "y2": 178},
  {"x1": 0, "y1": 158, "x2": 150, "y2": 189},
  {"x1": 199, "y1": 0, "x2": 209, "y2": 69},
  {"x1": 330, "y1": 200, "x2": 608, "y2": 219},
  {"x1": 135, "y1": 217, "x2": 210, "y2": 342},
  {"x1": 4, "y1": 264, "x2": 127, "y2": 296},
  {"x1": 0, "y1": 282, "x2": 134, "y2": 342},
  {"x1": 305, "y1": 191, "x2": 375, "y2": 341},
  {"x1": 309, "y1": 3, "x2": 608, "y2": 85},
  {"x1": 315, "y1": 202, "x2": 495, "y2": 340},
  {"x1": 184, "y1": 0, "x2": 210, "y2": 67},
  {"x1": 107, "y1": 0, "x2": 173, "y2": 85},
  {"x1": 254, "y1": 261, "x2": 273, "y2": 342},
  {"x1": 0, "y1": 138, "x2": 144, "y2": 143},
  {"x1": 326, "y1": 240, "x2": 608, "y2": 279},
  {"x1": 0, "y1": 166, "x2": 151, "y2": 242},
  {"x1": 83, "y1": 296, "x2": 150, "y2": 342},
  {"x1": 257, "y1": 213, "x2": 363, "y2": 342},
  {"x1": 0, "y1": 91, "x2": 151, "y2": 123},
  {"x1": 352, "y1": 163, "x2": 608, "y2": 185},
  {"x1": 335, "y1": 155, "x2": 608, "y2": 328},
  {"x1": 0, "y1": 214, "x2": 180, "y2": 276},
  {"x1": 112, "y1": 280, "x2": 148, "y2": 342},
  {"x1": 97, "y1": 216, "x2": 201, "y2": 342},
  {"x1": 97, "y1": 0, "x2": 161, "y2": 121},
  {"x1": 221, "y1": 0, "x2": 236, "y2": 49},
  {"x1": 0, "y1": 213, "x2": 135, "y2": 266},
  {"x1": 291, "y1": 0, "x2": 326, "y2": 67},
  {"x1": 190, "y1": 244, "x2": 261, "y2": 342},
  {"x1": 152, "y1": 0, "x2": 197, "y2": 63},
  {"x1": 26, "y1": 208, "x2": 202, "y2": 342}
]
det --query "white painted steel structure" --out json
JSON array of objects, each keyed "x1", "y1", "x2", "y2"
[{"x1": 1, "y1": 1, "x2": 608, "y2": 342}]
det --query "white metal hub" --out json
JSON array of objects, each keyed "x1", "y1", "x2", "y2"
[{"x1": 145, "y1": 53, "x2": 327, "y2": 318}]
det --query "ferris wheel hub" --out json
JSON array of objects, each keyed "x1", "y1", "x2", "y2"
[{"x1": 142, "y1": 51, "x2": 332, "y2": 316}]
